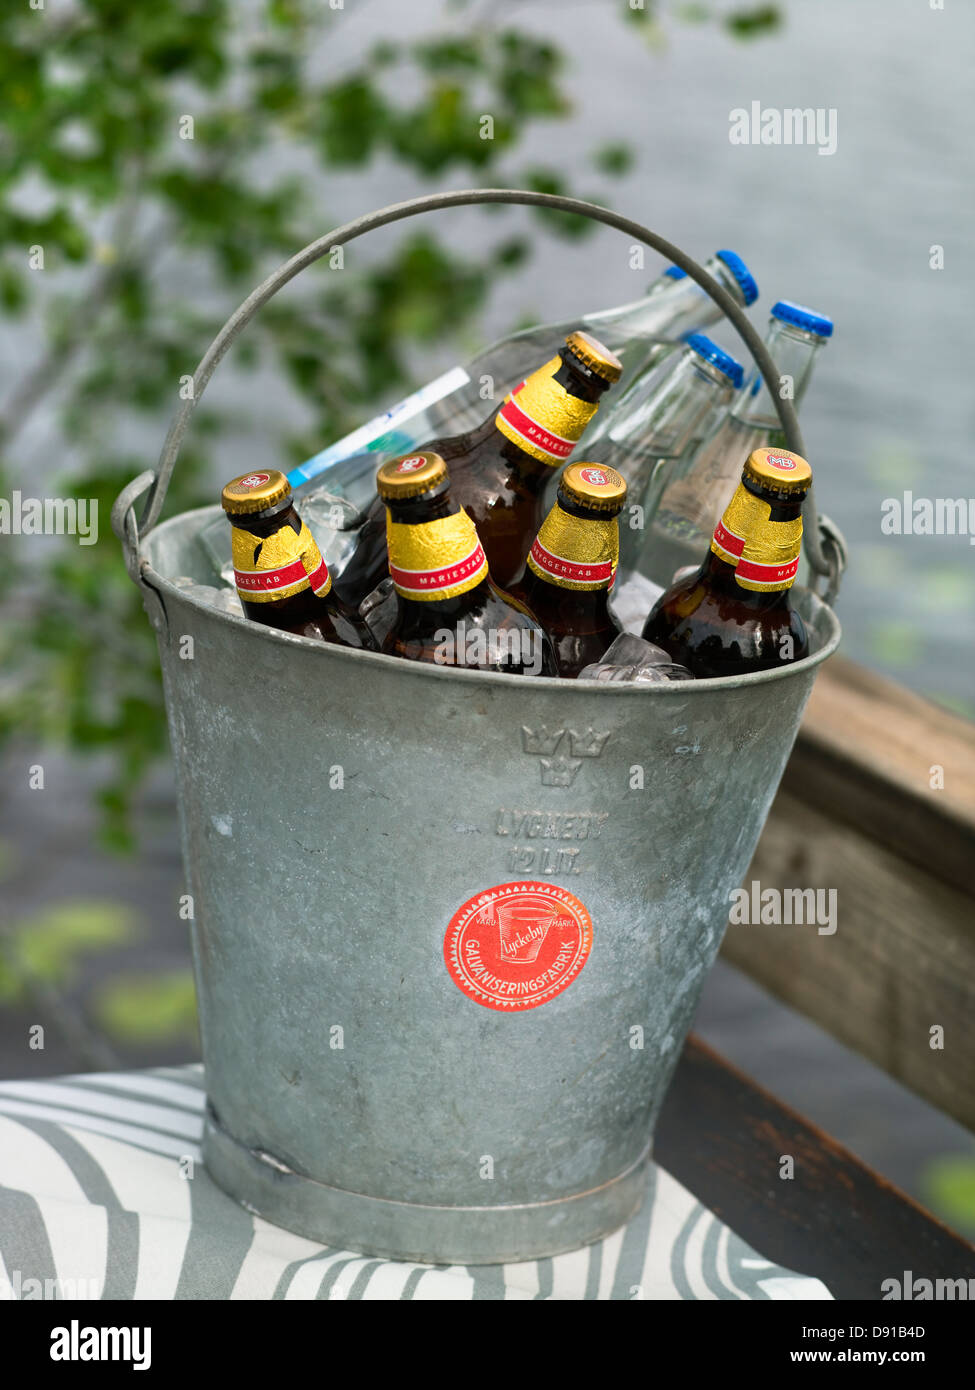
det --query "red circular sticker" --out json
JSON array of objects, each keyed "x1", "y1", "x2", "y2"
[
  {"x1": 579, "y1": 467, "x2": 610, "y2": 486},
  {"x1": 238, "y1": 472, "x2": 271, "y2": 488},
  {"x1": 444, "y1": 882, "x2": 593, "y2": 1012},
  {"x1": 765, "y1": 453, "x2": 796, "y2": 470}
]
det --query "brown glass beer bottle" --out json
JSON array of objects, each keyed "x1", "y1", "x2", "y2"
[
  {"x1": 507, "y1": 462, "x2": 626, "y2": 679},
  {"x1": 336, "y1": 330, "x2": 622, "y2": 608},
  {"x1": 222, "y1": 470, "x2": 371, "y2": 647},
  {"x1": 376, "y1": 451, "x2": 555, "y2": 676},
  {"x1": 641, "y1": 448, "x2": 811, "y2": 678}
]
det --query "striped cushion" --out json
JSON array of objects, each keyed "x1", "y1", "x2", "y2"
[{"x1": 0, "y1": 1066, "x2": 831, "y2": 1300}]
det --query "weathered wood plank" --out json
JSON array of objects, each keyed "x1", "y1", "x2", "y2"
[
  {"x1": 658, "y1": 1036, "x2": 975, "y2": 1301},
  {"x1": 720, "y1": 787, "x2": 975, "y2": 1132},
  {"x1": 789, "y1": 655, "x2": 975, "y2": 897}
]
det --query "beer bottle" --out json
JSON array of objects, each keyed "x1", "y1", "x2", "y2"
[
  {"x1": 641, "y1": 448, "x2": 811, "y2": 678},
  {"x1": 376, "y1": 451, "x2": 555, "y2": 676},
  {"x1": 221, "y1": 470, "x2": 371, "y2": 647},
  {"x1": 336, "y1": 330, "x2": 622, "y2": 608},
  {"x1": 507, "y1": 463, "x2": 626, "y2": 679}
]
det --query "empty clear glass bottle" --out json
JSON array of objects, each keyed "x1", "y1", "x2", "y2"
[
  {"x1": 646, "y1": 300, "x2": 832, "y2": 585},
  {"x1": 581, "y1": 334, "x2": 743, "y2": 586}
]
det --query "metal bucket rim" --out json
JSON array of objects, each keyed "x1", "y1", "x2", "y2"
[{"x1": 143, "y1": 506, "x2": 842, "y2": 696}]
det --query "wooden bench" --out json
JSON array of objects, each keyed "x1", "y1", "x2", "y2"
[{"x1": 658, "y1": 655, "x2": 975, "y2": 1298}]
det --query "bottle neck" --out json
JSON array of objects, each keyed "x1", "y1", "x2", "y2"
[
  {"x1": 228, "y1": 502, "x2": 332, "y2": 603},
  {"x1": 384, "y1": 491, "x2": 489, "y2": 614},
  {"x1": 707, "y1": 478, "x2": 806, "y2": 594},
  {"x1": 592, "y1": 345, "x2": 736, "y2": 458},
  {"x1": 732, "y1": 318, "x2": 828, "y2": 430},
  {"x1": 582, "y1": 254, "x2": 743, "y2": 347},
  {"x1": 523, "y1": 497, "x2": 619, "y2": 598},
  {"x1": 494, "y1": 349, "x2": 611, "y2": 467}
]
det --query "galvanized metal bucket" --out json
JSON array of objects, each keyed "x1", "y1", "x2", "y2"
[{"x1": 114, "y1": 191, "x2": 844, "y2": 1265}]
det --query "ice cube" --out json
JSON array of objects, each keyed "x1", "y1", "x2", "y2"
[
  {"x1": 299, "y1": 485, "x2": 364, "y2": 534},
  {"x1": 172, "y1": 576, "x2": 244, "y2": 617},
  {"x1": 298, "y1": 486, "x2": 365, "y2": 578},
  {"x1": 599, "y1": 633, "x2": 676, "y2": 668},
  {"x1": 578, "y1": 634, "x2": 695, "y2": 683},
  {"x1": 631, "y1": 662, "x2": 695, "y2": 683},
  {"x1": 360, "y1": 578, "x2": 397, "y2": 647},
  {"x1": 577, "y1": 661, "x2": 694, "y2": 683}
]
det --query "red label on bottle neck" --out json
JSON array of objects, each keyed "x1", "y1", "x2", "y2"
[
  {"x1": 528, "y1": 537, "x2": 615, "y2": 588},
  {"x1": 710, "y1": 515, "x2": 746, "y2": 565},
  {"x1": 389, "y1": 541, "x2": 488, "y2": 598},
  {"x1": 497, "y1": 392, "x2": 576, "y2": 460}
]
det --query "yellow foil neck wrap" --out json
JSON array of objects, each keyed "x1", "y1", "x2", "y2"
[
  {"x1": 526, "y1": 502, "x2": 619, "y2": 591},
  {"x1": 231, "y1": 519, "x2": 331, "y2": 602},
  {"x1": 710, "y1": 484, "x2": 802, "y2": 593},
  {"x1": 386, "y1": 508, "x2": 488, "y2": 602},
  {"x1": 494, "y1": 355, "x2": 600, "y2": 466}
]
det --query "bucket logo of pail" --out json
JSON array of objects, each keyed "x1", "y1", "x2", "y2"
[
  {"x1": 238, "y1": 472, "x2": 271, "y2": 488},
  {"x1": 444, "y1": 882, "x2": 592, "y2": 1012},
  {"x1": 521, "y1": 724, "x2": 612, "y2": 786}
]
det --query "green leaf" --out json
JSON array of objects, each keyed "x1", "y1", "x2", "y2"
[
  {"x1": 0, "y1": 263, "x2": 27, "y2": 313},
  {"x1": 724, "y1": 5, "x2": 782, "y2": 39},
  {"x1": 675, "y1": 3, "x2": 711, "y2": 23},
  {"x1": 93, "y1": 969, "x2": 199, "y2": 1044},
  {"x1": 493, "y1": 237, "x2": 530, "y2": 269},
  {"x1": 592, "y1": 142, "x2": 634, "y2": 177},
  {"x1": 864, "y1": 619, "x2": 925, "y2": 670},
  {"x1": 316, "y1": 76, "x2": 389, "y2": 165},
  {"x1": 921, "y1": 1155, "x2": 975, "y2": 1237},
  {"x1": 1, "y1": 900, "x2": 138, "y2": 996},
  {"x1": 415, "y1": 37, "x2": 483, "y2": 72},
  {"x1": 523, "y1": 170, "x2": 601, "y2": 239}
]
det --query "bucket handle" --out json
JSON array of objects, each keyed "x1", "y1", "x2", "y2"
[{"x1": 113, "y1": 188, "x2": 846, "y2": 603}]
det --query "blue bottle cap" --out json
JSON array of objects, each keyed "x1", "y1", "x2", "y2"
[
  {"x1": 716, "y1": 249, "x2": 759, "y2": 307},
  {"x1": 663, "y1": 264, "x2": 687, "y2": 280},
  {"x1": 685, "y1": 333, "x2": 745, "y2": 389},
  {"x1": 771, "y1": 299, "x2": 834, "y2": 338}
]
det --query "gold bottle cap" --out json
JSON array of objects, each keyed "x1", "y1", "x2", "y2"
[
  {"x1": 743, "y1": 447, "x2": 812, "y2": 494},
  {"x1": 559, "y1": 462, "x2": 627, "y2": 513},
  {"x1": 563, "y1": 330, "x2": 623, "y2": 383},
  {"x1": 221, "y1": 469, "x2": 291, "y2": 515},
  {"x1": 377, "y1": 451, "x2": 448, "y2": 500}
]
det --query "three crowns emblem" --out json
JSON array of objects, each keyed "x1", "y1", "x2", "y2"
[{"x1": 521, "y1": 725, "x2": 612, "y2": 786}]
